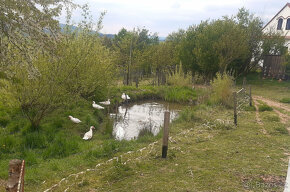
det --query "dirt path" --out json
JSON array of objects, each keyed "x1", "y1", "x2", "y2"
[
  {"x1": 253, "y1": 98, "x2": 267, "y2": 135},
  {"x1": 253, "y1": 96, "x2": 290, "y2": 133},
  {"x1": 253, "y1": 96, "x2": 290, "y2": 112}
]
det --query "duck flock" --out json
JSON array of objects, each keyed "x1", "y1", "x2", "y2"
[{"x1": 69, "y1": 93, "x2": 130, "y2": 141}]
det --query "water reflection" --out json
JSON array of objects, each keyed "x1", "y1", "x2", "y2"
[{"x1": 110, "y1": 101, "x2": 182, "y2": 140}]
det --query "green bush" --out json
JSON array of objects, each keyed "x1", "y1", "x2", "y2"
[
  {"x1": 167, "y1": 62, "x2": 192, "y2": 87},
  {"x1": 43, "y1": 134, "x2": 79, "y2": 159},
  {"x1": 280, "y1": 98, "x2": 290, "y2": 103},
  {"x1": 258, "y1": 104, "x2": 273, "y2": 112},
  {"x1": 210, "y1": 73, "x2": 234, "y2": 107}
]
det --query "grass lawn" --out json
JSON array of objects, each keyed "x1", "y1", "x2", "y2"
[
  {"x1": 41, "y1": 104, "x2": 290, "y2": 192},
  {"x1": 237, "y1": 72, "x2": 290, "y2": 108}
]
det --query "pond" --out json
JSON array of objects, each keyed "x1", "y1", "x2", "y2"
[{"x1": 110, "y1": 100, "x2": 184, "y2": 140}]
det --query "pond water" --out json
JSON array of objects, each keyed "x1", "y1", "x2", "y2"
[{"x1": 110, "y1": 100, "x2": 184, "y2": 140}]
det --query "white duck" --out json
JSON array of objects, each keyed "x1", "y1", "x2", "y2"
[
  {"x1": 115, "y1": 124, "x2": 125, "y2": 140},
  {"x1": 83, "y1": 126, "x2": 95, "y2": 140},
  {"x1": 92, "y1": 101, "x2": 104, "y2": 109},
  {"x1": 99, "y1": 99, "x2": 110, "y2": 105},
  {"x1": 69, "y1": 115, "x2": 81, "y2": 123},
  {"x1": 121, "y1": 93, "x2": 130, "y2": 100}
]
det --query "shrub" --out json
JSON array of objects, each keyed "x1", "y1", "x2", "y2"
[
  {"x1": 43, "y1": 134, "x2": 79, "y2": 159},
  {"x1": 280, "y1": 98, "x2": 290, "y2": 103},
  {"x1": 161, "y1": 86, "x2": 197, "y2": 103},
  {"x1": 210, "y1": 73, "x2": 234, "y2": 107},
  {"x1": 258, "y1": 104, "x2": 273, "y2": 112},
  {"x1": 167, "y1": 62, "x2": 192, "y2": 87}
]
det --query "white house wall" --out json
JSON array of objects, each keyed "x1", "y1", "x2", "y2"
[{"x1": 263, "y1": 4, "x2": 290, "y2": 36}]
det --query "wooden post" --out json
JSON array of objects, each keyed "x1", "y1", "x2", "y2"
[
  {"x1": 242, "y1": 77, "x2": 246, "y2": 88},
  {"x1": 233, "y1": 92, "x2": 237, "y2": 126},
  {"x1": 135, "y1": 77, "x2": 139, "y2": 88},
  {"x1": 162, "y1": 111, "x2": 170, "y2": 158},
  {"x1": 6, "y1": 159, "x2": 25, "y2": 192},
  {"x1": 249, "y1": 85, "x2": 252, "y2": 107}
]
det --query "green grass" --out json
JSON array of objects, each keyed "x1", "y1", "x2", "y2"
[
  {"x1": 258, "y1": 104, "x2": 273, "y2": 112},
  {"x1": 43, "y1": 103, "x2": 289, "y2": 192},
  {"x1": 280, "y1": 98, "x2": 290, "y2": 103},
  {"x1": 237, "y1": 72, "x2": 290, "y2": 106},
  {"x1": 0, "y1": 84, "x2": 197, "y2": 191}
]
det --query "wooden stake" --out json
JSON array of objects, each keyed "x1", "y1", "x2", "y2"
[
  {"x1": 162, "y1": 111, "x2": 170, "y2": 158},
  {"x1": 233, "y1": 92, "x2": 237, "y2": 126},
  {"x1": 6, "y1": 159, "x2": 25, "y2": 192},
  {"x1": 249, "y1": 85, "x2": 252, "y2": 107}
]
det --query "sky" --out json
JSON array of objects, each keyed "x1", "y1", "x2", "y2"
[{"x1": 58, "y1": 0, "x2": 290, "y2": 37}]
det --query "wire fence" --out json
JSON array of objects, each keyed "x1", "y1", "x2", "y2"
[{"x1": 234, "y1": 85, "x2": 252, "y2": 126}]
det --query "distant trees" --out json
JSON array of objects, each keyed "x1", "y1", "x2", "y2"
[
  {"x1": 178, "y1": 8, "x2": 264, "y2": 81},
  {"x1": 112, "y1": 27, "x2": 159, "y2": 85}
]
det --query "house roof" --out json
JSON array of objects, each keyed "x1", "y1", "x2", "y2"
[{"x1": 263, "y1": 3, "x2": 290, "y2": 30}]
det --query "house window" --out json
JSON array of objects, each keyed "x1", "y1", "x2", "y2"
[
  {"x1": 277, "y1": 18, "x2": 283, "y2": 30},
  {"x1": 286, "y1": 18, "x2": 290, "y2": 30}
]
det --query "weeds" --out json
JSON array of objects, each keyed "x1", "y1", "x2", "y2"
[
  {"x1": 258, "y1": 104, "x2": 273, "y2": 112},
  {"x1": 167, "y1": 62, "x2": 192, "y2": 87},
  {"x1": 280, "y1": 98, "x2": 290, "y2": 103},
  {"x1": 210, "y1": 73, "x2": 234, "y2": 107}
]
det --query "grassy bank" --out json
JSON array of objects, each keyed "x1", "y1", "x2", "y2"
[
  {"x1": 39, "y1": 103, "x2": 290, "y2": 192},
  {"x1": 237, "y1": 72, "x2": 290, "y2": 107},
  {"x1": 0, "y1": 85, "x2": 197, "y2": 191}
]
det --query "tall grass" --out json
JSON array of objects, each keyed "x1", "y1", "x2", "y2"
[
  {"x1": 167, "y1": 62, "x2": 192, "y2": 87},
  {"x1": 210, "y1": 73, "x2": 234, "y2": 107}
]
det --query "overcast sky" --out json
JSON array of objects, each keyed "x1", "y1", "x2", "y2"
[{"x1": 59, "y1": 0, "x2": 289, "y2": 37}]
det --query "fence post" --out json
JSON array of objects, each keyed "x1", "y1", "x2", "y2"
[
  {"x1": 6, "y1": 159, "x2": 25, "y2": 192},
  {"x1": 242, "y1": 77, "x2": 246, "y2": 88},
  {"x1": 162, "y1": 111, "x2": 170, "y2": 158},
  {"x1": 249, "y1": 85, "x2": 252, "y2": 107},
  {"x1": 233, "y1": 92, "x2": 237, "y2": 126}
]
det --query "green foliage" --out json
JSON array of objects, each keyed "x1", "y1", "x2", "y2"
[
  {"x1": 244, "y1": 105, "x2": 256, "y2": 111},
  {"x1": 22, "y1": 150, "x2": 39, "y2": 166},
  {"x1": 167, "y1": 62, "x2": 192, "y2": 87},
  {"x1": 43, "y1": 134, "x2": 79, "y2": 159},
  {"x1": 0, "y1": 111, "x2": 10, "y2": 127},
  {"x1": 280, "y1": 98, "x2": 290, "y2": 103},
  {"x1": 0, "y1": 135, "x2": 17, "y2": 154},
  {"x1": 22, "y1": 132, "x2": 47, "y2": 149},
  {"x1": 210, "y1": 73, "x2": 234, "y2": 107},
  {"x1": 179, "y1": 8, "x2": 263, "y2": 80},
  {"x1": 258, "y1": 104, "x2": 273, "y2": 112}
]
